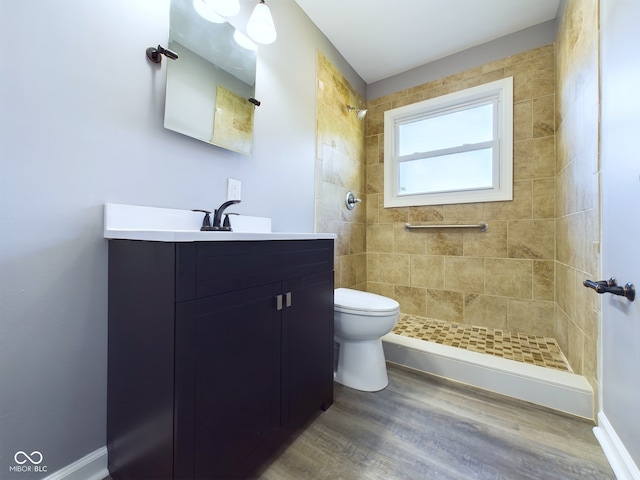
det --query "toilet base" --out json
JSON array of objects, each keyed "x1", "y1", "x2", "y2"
[{"x1": 334, "y1": 337, "x2": 389, "y2": 392}]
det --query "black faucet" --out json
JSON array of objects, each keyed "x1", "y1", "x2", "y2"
[{"x1": 212, "y1": 200, "x2": 241, "y2": 231}]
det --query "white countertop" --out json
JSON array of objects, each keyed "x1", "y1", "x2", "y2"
[{"x1": 103, "y1": 204, "x2": 336, "y2": 242}]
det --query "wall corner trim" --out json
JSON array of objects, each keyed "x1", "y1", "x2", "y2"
[
  {"x1": 42, "y1": 447, "x2": 108, "y2": 480},
  {"x1": 594, "y1": 412, "x2": 640, "y2": 480}
]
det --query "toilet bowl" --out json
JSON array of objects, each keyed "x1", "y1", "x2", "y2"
[{"x1": 334, "y1": 288, "x2": 400, "y2": 391}]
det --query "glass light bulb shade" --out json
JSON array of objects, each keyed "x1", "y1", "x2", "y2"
[
  {"x1": 193, "y1": 0, "x2": 225, "y2": 23},
  {"x1": 233, "y1": 29, "x2": 257, "y2": 51},
  {"x1": 246, "y1": 2, "x2": 277, "y2": 45},
  {"x1": 208, "y1": 0, "x2": 240, "y2": 18}
]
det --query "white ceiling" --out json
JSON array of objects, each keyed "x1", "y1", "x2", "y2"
[{"x1": 294, "y1": 0, "x2": 561, "y2": 84}]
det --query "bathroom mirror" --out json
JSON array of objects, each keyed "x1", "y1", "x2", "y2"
[{"x1": 165, "y1": 0, "x2": 257, "y2": 155}]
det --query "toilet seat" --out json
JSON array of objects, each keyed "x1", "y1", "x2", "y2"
[{"x1": 334, "y1": 288, "x2": 400, "y2": 317}]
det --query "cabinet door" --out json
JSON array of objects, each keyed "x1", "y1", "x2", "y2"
[
  {"x1": 191, "y1": 282, "x2": 282, "y2": 479},
  {"x1": 282, "y1": 271, "x2": 334, "y2": 427}
]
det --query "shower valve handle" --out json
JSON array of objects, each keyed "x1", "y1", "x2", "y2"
[{"x1": 345, "y1": 191, "x2": 362, "y2": 210}]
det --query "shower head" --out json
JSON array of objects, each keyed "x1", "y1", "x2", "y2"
[{"x1": 347, "y1": 105, "x2": 367, "y2": 120}]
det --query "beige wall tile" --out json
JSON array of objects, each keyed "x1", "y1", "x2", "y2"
[
  {"x1": 355, "y1": 253, "x2": 367, "y2": 287},
  {"x1": 340, "y1": 254, "x2": 357, "y2": 287},
  {"x1": 366, "y1": 163, "x2": 384, "y2": 194},
  {"x1": 533, "y1": 94, "x2": 555, "y2": 138},
  {"x1": 366, "y1": 193, "x2": 380, "y2": 224},
  {"x1": 445, "y1": 257, "x2": 485, "y2": 293},
  {"x1": 582, "y1": 320, "x2": 598, "y2": 386},
  {"x1": 408, "y1": 206, "x2": 444, "y2": 223},
  {"x1": 366, "y1": 282, "x2": 395, "y2": 299},
  {"x1": 411, "y1": 255, "x2": 445, "y2": 289},
  {"x1": 485, "y1": 180, "x2": 533, "y2": 220},
  {"x1": 508, "y1": 219, "x2": 555, "y2": 259},
  {"x1": 426, "y1": 231, "x2": 464, "y2": 256},
  {"x1": 394, "y1": 286, "x2": 427, "y2": 317},
  {"x1": 556, "y1": 262, "x2": 577, "y2": 321},
  {"x1": 567, "y1": 212, "x2": 587, "y2": 271},
  {"x1": 574, "y1": 272, "x2": 596, "y2": 335},
  {"x1": 555, "y1": 0, "x2": 600, "y2": 402},
  {"x1": 464, "y1": 294, "x2": 508, "y2": 329},
  {"x1": 380, "y1": 196, "x2": 409, "y2": 224},
  {"x1": 554, "y1": 305, "x2": 570, "y2": 356},
  {"x1": 427, "y1": 290, "x2": 464, "y2": 322},
  {"x1": 443, "y1": 203, "x2": 484, "y2": 222},
  {"x1": 514, "y1": 136, "x2": 556, "y2": 180},
  {"x1": 334, "y1": 222, "x2": 350, "y2": 256},
  {"x1": 567, "y1": 322, "x2": 585, "y2": 375},
  {"x1": 463, "y1": 221, "x2": 508, "y2": 258},
  {"x1": 350, "y1": 222, "x2": 366, "y2": 254},
  {"x1": 367, "y1": 253, "x2": 379, "y2": 282},
  {"x1": 365, "y1": 134, "x2": 380, "y2": 165},
  {"x1": 315, "y1": 53, "x2": 367, "y2": 291},
  {"x1": 333, "y1": 148, "x2": 363, "y2": 190},
  {"x1": 506, "y1": 52, "x2": 555, "y2": 102},
  {"x1": 394, "y1": 223, "x2": 426, "y2": 254},
  {"x1": 507, "y1": 299, "x2": 555, "y2": 337},
  {"x1": 378, "y1": 254, "x2": 410, "y2": 285},
  {"x1": 533, "y1": 178, "x2": 555, "y2": 219},
  {"x1": 533, "y1": 260, "x2": 555, "y2": 301},
  {"x1": 485, "y1": 259, "x2": 532, "y2": 298},
  {"x1": 367, "y1": 224, "x2": 394, "y2": 253},
  {"x1": 514, "y1": 100, "x2": 533, "y2": 141}
]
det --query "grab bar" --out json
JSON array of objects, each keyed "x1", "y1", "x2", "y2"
[{"x1": 404, "y1": 222, "x2": 488, "y2": 232}]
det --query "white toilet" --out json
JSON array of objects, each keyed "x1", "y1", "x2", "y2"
[{"x1": 333, "y1": 288, "x2": 400, "y2": 392}]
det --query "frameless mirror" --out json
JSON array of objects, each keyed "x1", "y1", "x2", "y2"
[{"x1": 165, "y1": 0, "x2": 257, "y2": 155}]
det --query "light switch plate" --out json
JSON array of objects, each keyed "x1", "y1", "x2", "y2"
[{"x1": 227, "y1": 178, "x2": 241, "y2": 201}]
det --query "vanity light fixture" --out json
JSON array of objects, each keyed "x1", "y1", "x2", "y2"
[
  {"x1": 246, "y1": 0, "x2": 277, "y2": 45},
  {"x1": 233, "y1": 30, "x2": 257, "y2": 51}
]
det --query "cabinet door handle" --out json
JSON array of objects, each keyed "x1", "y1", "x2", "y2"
[
  {"x1": 275, "y1": 294, "x2": 283, "y2": 311},
  {"x1": 285, "y1": 292, "x2": 292, "y2": 308}
]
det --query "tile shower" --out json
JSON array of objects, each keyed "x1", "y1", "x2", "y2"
[{"x1": 315, "y1": 0, "x2": 600, "y2": 415}]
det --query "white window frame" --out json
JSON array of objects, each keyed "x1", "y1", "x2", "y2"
[{"x1": 383, "y1": 77, "x2": 513, "y2": 208}]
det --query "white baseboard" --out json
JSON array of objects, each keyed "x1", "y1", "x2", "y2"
[
  {"x1": 383, "y1": 333, "x2": 593, "y2": 419},
  {"x1": 594, "y1": 412, "x2": 640, "y2": 480},
  {"x1": 42, "y1": 447, "x2": 108, "y2": 480}
]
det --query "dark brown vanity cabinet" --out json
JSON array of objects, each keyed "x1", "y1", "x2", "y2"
[{"x1": 107, "y1": 239, "x2": 334, "y2": 479}]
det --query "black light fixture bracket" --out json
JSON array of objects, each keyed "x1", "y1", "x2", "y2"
[{"x1": 146, "y1": 45, "x2": 179, "y2": 64}]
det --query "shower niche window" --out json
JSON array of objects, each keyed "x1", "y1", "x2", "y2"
[{"x1": 383, "y1": 77, "x2": 513, "y2": 207}]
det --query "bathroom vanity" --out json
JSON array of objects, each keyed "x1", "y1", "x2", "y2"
[{"x1": 105, "y1": 205, "x2": 335, "y2": 479}]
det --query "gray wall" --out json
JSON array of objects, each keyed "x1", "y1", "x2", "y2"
[
  {"x1": 0, "y1": 0, "x2": 362, "y2": 477},
  {"x1": 367, "y1": 20, "x2": 557, "y2": 100}
]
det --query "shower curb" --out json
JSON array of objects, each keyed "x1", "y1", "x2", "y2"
[{"x1": 382, "y1": 333, "x2": 593, "y2": 419}]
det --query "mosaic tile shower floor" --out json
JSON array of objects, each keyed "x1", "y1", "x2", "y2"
[{"x1": 392, "y1": 314, "x2": 572, "y2": 372}]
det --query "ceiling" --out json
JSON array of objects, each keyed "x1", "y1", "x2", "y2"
[{"x1": 294, "y1": 0, "x2": 561, "y2": 84}]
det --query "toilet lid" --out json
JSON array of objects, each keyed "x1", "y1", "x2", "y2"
[{"x1": 334, "y1": 288, "x2": 400, "y2": 314}]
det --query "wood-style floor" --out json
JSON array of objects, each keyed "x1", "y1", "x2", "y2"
[
  {"x1": 104, "y1": 364, "x2": 614, "y2": 480},
  {"x1": 255, "y1": 364, "x2": 614, "y2": 480}
]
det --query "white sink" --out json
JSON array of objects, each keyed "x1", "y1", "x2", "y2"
[{"x1": 103, "y1": 203, "x2": 335, "y2": 242}]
